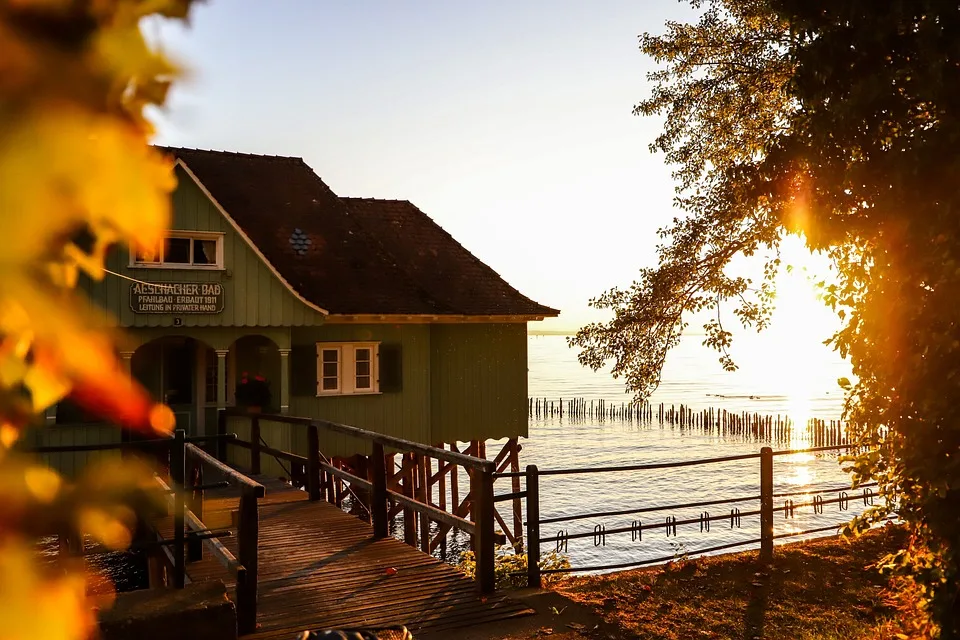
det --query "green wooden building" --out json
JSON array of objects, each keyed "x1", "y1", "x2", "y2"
[{"x1": 51, "y1": 147, "x2": 558, "y2": 455}]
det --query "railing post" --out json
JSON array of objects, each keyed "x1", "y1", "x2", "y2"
[
  {"x1": 237, "y1": 486, "x2": 259, "y2": 635},
  {"x1": 172, "y1": 429, "x2": 186, "y2": 588},
  {"x1": 187, "y1": 460, "x2": 203, "y2": 562},
  {"x1": 216, "y1": 409, "x2": 227, "y2": 462},
  {"x1": 760, "y1": 446, "x2": 774, "y2": 562},
  {"x1": 471, "y1": 461, "x2": 496, "y2": 594},
  {"x1": 370, "y1": 442, "x2": 388, "y2": 539},
  {"x1": 526, "y1": 464, "x2": 541, "y2": 589},
  {"x1": 402, "y1": 454, "x2": 416, "y2": 546},
  {"x1": 307, "y1": 424, "x2": 322, "y2": 501},
  {"x1": 250, "y1": 414, "x2": 261, "y2": 475}
]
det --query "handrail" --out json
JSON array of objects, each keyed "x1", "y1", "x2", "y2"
[
  {"x1": 224, "y1": 409, "x2": 493, "y2": 472},
  {"x1": 154, "y1": 475, "x2": 243, "y2": 575},
  {"x1": 497, "y1": 444, "x2": 857, "y2": 477},
  {"x1": 185, "y1": 443, "x2": 265, "y2": 497}
]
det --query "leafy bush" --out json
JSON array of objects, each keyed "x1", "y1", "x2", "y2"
[{"x1": 457, "y1": 544, "x2": 571, "y2": 590}]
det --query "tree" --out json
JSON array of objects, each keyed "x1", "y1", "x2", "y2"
[
  {"x1": 0, "y1": 1, "x2": 196, "y2": 638},
  {"x1": 570, "y1": 1, "x2": 960, "y2": 636}
]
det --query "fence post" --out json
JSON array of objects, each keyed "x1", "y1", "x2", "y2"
[
  {"x1": 172, "y1": 429, "x2": 186, "y2": 588},
  {"x1": 250, "y1": 414, "x2": 261, "y2": 475},
  {"x1": 526, "y1": 464, "x2": 541, "y2": 589},
  {"x1": 216, "y1": 410, "x2": 227, "y2": 462},
  {"x1": 471, "y1": 461, "x2": 496, "y2": 594},
  {"x1": 402, "y1": 454, "x2": 416, "y2": 545},
  {"x1": 237, "y1": 487, "x2": 259, "y2": 635},
  {"x1": 187, "y1": 460, "x2": 203, "y2": 562},
  {"x1": 760, "y1": 446, "x2": 774, "y2": 561},
  {"x1": 370, "y1": 442, "x2": 388, "y2": 539},
  {"x1": 307, "y1": 424, "x2": 322, "y2": 501}
]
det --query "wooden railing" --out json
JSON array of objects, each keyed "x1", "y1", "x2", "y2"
[
  {"x1": 218, "y1": 409, "x2": 499, "y2": 593},
  {"x1": 23, "y1": 430, "x2": 264, "y2": 634},
  {"x1": 497, "y1": 444, "x2": 880, "y2": 587}
]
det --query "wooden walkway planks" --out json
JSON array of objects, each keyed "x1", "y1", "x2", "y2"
[{"x1": 156, "y1": 475, "x2": 533, "y2": 637}]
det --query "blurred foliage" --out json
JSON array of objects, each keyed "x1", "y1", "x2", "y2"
[
  {"x1": 457, "y1": 544, "x2": 571, "y2": 590},
  {"x1": 0, "y1": 0, "x2": 197, "y2": 638},
  {"x1": 570, "y1": 1, "x2": 960, "y2": 636}
]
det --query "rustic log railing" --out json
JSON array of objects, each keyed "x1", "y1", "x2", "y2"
[
  {"x1": 495, "y1": 443, "x2": 882, "y2": 588},
  {"x1": 219, "y1": 409, "x2": 500, "y2": 593}
]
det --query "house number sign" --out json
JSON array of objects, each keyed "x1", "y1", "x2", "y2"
[{"x1": 130, "y1": 282, "x2": 224, "y2": 314}]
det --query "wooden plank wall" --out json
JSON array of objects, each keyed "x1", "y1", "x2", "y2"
[{"x1": 80, "y1": 165, "x2": 325, "y2": 329}]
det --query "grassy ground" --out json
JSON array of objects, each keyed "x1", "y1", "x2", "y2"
[{"x1": 540, "y1": 524, "x2": 906, "y2": 640}]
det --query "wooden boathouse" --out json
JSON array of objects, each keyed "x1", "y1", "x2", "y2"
[{"x1": 25, "y1": 147, "x2": 560, "y2": 630}]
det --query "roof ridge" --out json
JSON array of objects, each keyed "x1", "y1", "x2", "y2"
[{"x1": 157, "y1": 145, "x2": 304, "y2": 163}]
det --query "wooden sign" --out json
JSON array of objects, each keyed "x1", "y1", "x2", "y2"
[{"x1": 130, "y1": 282, "x2": 224, "y2": 314}]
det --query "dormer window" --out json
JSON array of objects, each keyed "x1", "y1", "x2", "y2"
[{"x1": 131, "y1": 231, "x2": 224, "y2": 269}]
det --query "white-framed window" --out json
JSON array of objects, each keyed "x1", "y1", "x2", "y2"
[
  {"x1": 316, "y1": 342, "x2": 380, "y2": 396},
  {"x1": 130, "y1": 231, "x2": 224, "y2": 269}
]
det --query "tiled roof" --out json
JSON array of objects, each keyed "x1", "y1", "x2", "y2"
[{"x1": 160, "y1": 147, "x2": 559, "y2": 318}]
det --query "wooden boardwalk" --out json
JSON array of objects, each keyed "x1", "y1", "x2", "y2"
[{"x1": 155, "y1": 476, "x2": 533, "y2": 638}]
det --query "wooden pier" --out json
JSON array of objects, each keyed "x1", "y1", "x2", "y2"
[{"x1": 153, "y1": 474, "x2": 531, "y2": 638}]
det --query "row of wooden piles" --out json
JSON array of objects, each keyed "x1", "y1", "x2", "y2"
[{"x1": 528, "y1": 397, "x2": 848, "y2": 447}]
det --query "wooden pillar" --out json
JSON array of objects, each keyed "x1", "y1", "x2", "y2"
[
  {"x1": 371, "y1": 442, "x2": 388, "y2": 539},
  {"x1": 307, "y1": 424, "x2": 321, "y2": 501},
  {"x1": 277, "y1": 348, "x2": 291, "y2": 415},
  {"x1": 171, "y1": 429, "x2": 186, "y2": 589},
  {"x1": 402, "y1": 454, "x2": 416, "y2": 546},
  {"x1": 471, "y1": 461, "x2": 496, "y2": 593},
  {"x1": 760, "y1": 447, "x2": 774, "y2": 562},
  {"x1": 450, "y1": 444, "x2": 459, "y2": 517},
  {"x1": 416, "y1": 453, "x2": 430, "y2": 552},
  {"x1": 526, "y1": 464, "x2": 541, "y2": 588},
  {"x1": 237, "y1": 487, "x2": 259, "y2": 635},
  {"x1": 215, "y1": 349, "x2": 229, "y2": 411},
  {"x1": 509, "y1": 438, "x2": 523, "y2": 552}
]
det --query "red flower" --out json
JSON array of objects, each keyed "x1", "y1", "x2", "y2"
[
  {"x1": 255, "y1": 375, "x2": 265, "y2": 382},
  {"x1": 241, "y1": 378, "x2": 248, "y2": 385}
]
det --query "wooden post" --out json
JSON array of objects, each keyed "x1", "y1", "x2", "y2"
[
  {"x1": 307, "y1": 424, "x2": 321, "y2": 501},
  {"x1": 526, "y1": 464, "x2": 541, "y2": 588},
  {"x1": 413, "y1": 454, "x2": 429, "y2": 552},
  {"x1": 471, "y1": 461, "x2": 496, "y2": 593},
  {"x1": 371, "y1": 442, "x2": 388, "y2": 539},
  {"x1": 450, "y1": 444, "x2": 459, "y2": 515},
  {"x1": 509, "y1": 438, "x2": 523, "y2": 552},
  {"x1": 760, "y1": 446, "x2": 774, "y2": 562},
  {"x1": 237, "y1": 487, "x2": 259, "y2": 635},
  {"x1": 250, "y1": 415, "x2": 261, "y2": 475},
  {"x1": 402, "y1": 454, "x2": 416, "y2": 545},
  {"x1": 216, "y1": 409, "x2": 227, "y2": 461},
  {"x1": 172, "y1": 429, "x2": 186, "y2": 588},
  {"x1": 187, "y1": 460, "x2": 203, "y2": 562}
]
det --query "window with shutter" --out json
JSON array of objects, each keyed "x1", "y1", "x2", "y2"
[{"x1": 314, "y1": 342, "x2": 382, "y2": 396}]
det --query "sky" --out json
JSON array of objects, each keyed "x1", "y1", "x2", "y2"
[
  {"x1": 150, "y1": 0, "x2": 841, "y2": 355},
  {"x1": 150, "y1": 0, "x2": 702, "y2": 332}
]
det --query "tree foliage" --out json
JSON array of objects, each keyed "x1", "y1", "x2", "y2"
[
  {"x1": 0, "y1": 1, "x2": 196, "y2": 638},
  {"x1": 571, "y1": 1, "x2": 960, "y2": 636}
]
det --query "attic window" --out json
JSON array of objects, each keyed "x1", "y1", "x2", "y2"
[
  {"x1": 130, "y1": 231, "x2": 223, "y2": 269},
  {"x1": 289, "y1": 228, "x2": 312, "y2": 256}
]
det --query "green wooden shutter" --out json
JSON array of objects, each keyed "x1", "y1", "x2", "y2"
[
  {"x1": 290, "y1": 344, "x2": 318, "y2": 397},
  {"x1": 378, "y1": 344, "x2": 402, "y2": 393}
]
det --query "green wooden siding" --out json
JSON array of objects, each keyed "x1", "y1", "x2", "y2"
[
  {"x1": 289, "y1": 324, "x2": 431, "y2": 457},
  {"x1": 430, "y1": 323, "x2": 528, "y2": 443},
  {"x1": 17, "y1": 424, "x2": 122, "y2": 480},
  {"x1": 81, "y1": 165, "x2": 324, "y2": 328}
]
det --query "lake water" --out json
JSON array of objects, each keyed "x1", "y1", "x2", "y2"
[{"x1": 446, "y1": 333, "x2": 867, "y2": 574}]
